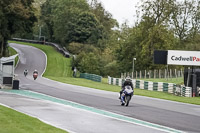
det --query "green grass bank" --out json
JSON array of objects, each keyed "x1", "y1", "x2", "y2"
[
  {"x1": 0, "y1": 105, "x2": 67, "y2": 133},
  {"x1": 10, "y1": 41, "x2": 72, "y2": 77},
  {"x1": 8, "y1": 46, "x2": 18, "y2": 66},
  {"x1": 140, "y1": 77, "x2": 184, "y2": 85}
]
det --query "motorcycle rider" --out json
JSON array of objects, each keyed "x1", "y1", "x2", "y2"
[
  {"x1": 33, "y1": 69, "x2": 38, "y2": 74},
  {"x1": 33, "y1": 70, "x2": 38, "y2": 80},
  {"x1": 24, "y1": 69, "x2": 28, "y2": 77},
  {"x1": 119, "y1": 76, "x2": 133, "y2": 101}
]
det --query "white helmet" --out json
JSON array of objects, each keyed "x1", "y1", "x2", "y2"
[{"x1": 125, "y1": 76, "x2": 131, "y2": 81}]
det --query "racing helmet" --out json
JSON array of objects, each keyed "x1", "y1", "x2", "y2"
[{"x1": 125, "y1": 76, "x2": 131, "y2": 81}]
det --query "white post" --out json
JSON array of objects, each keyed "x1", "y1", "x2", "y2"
[
  {"x1": 149, "y1": 70, "x2": 151, "y2": 79},
  {"x1": 181, "y1": 69, "x2": 183, "y2": 77},
  {"x1": 175, "y1": 69, "x2": 177, "y2": 79},
  {"x1": 167, "y1": 65, "x2": 169, "y2": 81},
  {"x1": 170, "y1": 69, "x2": 172, "y2": 78},
  {"x1": 159, "y1": 69, "x2": 161, "y2": 79},
  {"x1": 132, "y1": 58, "x2": 136, "y2": 78},
  {"x1": 136, "y1": 71, "x2": 137, "y2": 79}
]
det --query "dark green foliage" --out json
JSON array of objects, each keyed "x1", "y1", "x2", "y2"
[
  {"x1": 0, "y1": 0, "x2": 37, "y2": 57},
  {"x1": 67, "y1": 12, "x2": 103, "y2": 44},
  {"x1": 41, "y1": 0, "x2": 91, "y2": 45},
  {"x1": 115, "y1": 0, "x2": 200, "y2": 73},
  {"x1": 3, "y1": 0, "x2": 199, "y2": 77}
]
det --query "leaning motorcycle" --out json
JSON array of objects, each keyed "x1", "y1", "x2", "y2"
[
  {"x1": 120, "y1": 85, "x2": 133, "y2": 106},
  {"x1": 33, "y1": 73, "x2": 38, "y2": 80}
]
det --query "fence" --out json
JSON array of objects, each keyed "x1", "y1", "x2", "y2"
[
  {"x1": 80, "y1": 73, "x2": 102, "y2": 82},
  {"x1": 11, "y1": 38, "x2": 71, "y2": 58},
  {"x1": 121, "y1": 69, "x2": 184, "y2": 79},
  {"x1": 108, "y1": 76, "x2": 192, "y2": 97}
]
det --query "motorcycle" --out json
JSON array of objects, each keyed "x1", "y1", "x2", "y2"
[
  {"x1": 24, "y1": 72, "x2": 28, "y2": 77},
  {"x1": 24, "y1": 70, "x2": 28, "y2": 77},
  {"x1": 33, "y1": 73, "x2": 38, "y2": 80},
  {"x1": 120, "y1": 85, "x2": 133, "y2": 106}
]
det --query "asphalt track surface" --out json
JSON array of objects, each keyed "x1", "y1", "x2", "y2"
[{"x1": 6, "y1": 43, "x2": 200, "y2": 133}]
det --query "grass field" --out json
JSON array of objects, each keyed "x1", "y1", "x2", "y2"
[
  {"x1": 9, "y1": 41, "x2": 200, "y2": 105},
  {"x1": 0, "y1": 105, "x2": 67, "y2": 133}
]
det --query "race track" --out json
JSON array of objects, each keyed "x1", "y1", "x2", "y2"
[{"x1": 7, "y1": 43, "x2": 200, "y2": 133}]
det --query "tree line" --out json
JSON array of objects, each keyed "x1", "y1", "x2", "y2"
[{"x1": 1, "y1": 0, "x2": 200, "y2": 77}]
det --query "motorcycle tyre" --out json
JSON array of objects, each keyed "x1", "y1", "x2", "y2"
[{"x1": 125, "y1": 95, "x2": 131, "y2": 106}]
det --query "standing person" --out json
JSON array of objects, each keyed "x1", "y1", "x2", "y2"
[{"x1": 73, "y1": 67, "x2": 77, "y2": 77}]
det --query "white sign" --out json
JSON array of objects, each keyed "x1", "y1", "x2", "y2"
[{"x1": 168, "y1": 50, "x2": 200, "y2": 66}]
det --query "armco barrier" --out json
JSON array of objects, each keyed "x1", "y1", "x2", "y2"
[
  {"x1": 108, "y1": 76, "x2": 192, "y2": 97},
  {"x1": 11, "y1": 38, "x2": 70, "y2": 58},
  {"x1": 80, "y1": 73, "x2": 101, "y2": 82}
]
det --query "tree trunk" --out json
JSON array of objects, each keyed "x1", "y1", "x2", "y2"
[
  {"x1": 0, "y1": 38, "x2": 8, "y2": 57},
  {"x1": 0, "y1": 38, "x2": 4, "y2": 57},
  {"x1": 3, "y1": 39, "x2": 7, "y2": 56}
]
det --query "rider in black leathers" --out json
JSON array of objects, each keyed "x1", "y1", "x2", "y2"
[
  {"x1": 119, "y1": 76, "x2": 133, "y2": 99},
  {"x1": 24, "y1": 69, "x2": 28, "y2": 77}
]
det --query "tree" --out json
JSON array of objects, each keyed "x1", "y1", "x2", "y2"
[
  {"x1": 46, "y1": 0, "x2": 90, "y2": 46},
  {"x1": 115, "y1": 0, "x2": 178, "y2": 72},
  {"x1": 40, "y1": 0, "x2": 56, "y2": 42},
  {"x1": 67, "y1": 12, "x2": 103, "y2": 45},
  {"x1": 77, "y1": 52, "x2": 101, "y2": 75},
  {"x1": 0, "y1": 0, "x2": 37, "y2": 57},
  {"x1": 90, "y1": 0, "x2": 117, "y2": 49},
  {"x1": 170, "y1": 0, "x2": 195, "y2": 47}
]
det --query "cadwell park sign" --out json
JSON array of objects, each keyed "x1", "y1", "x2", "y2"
[
  {"x1": 168, "y1": 50, "x2": 200, "y2": 66},
  {"x1": 154, "y1": 50, "x2": 200, "y2": 97}
]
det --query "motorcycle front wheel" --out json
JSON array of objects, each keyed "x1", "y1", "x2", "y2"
[{"x1": 125, "y1": 95, "x2": 131, "y2": 106}]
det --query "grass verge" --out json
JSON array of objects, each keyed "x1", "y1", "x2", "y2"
[
  {"x1": 0, "y1": 105, "x2": 67, "y2": 133},
  {"x1": 9, "y1": 41, "x2": 72, "y2": 77},
  {"x1": 9, "y1": 41, "x2": 200, "y2": 105},
  {"x1": 139, "y1": 77, "x2": 184, "y2": 85},
  {"x1": 8, "y1": 46, "x2": 18, "y2": 66}
]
